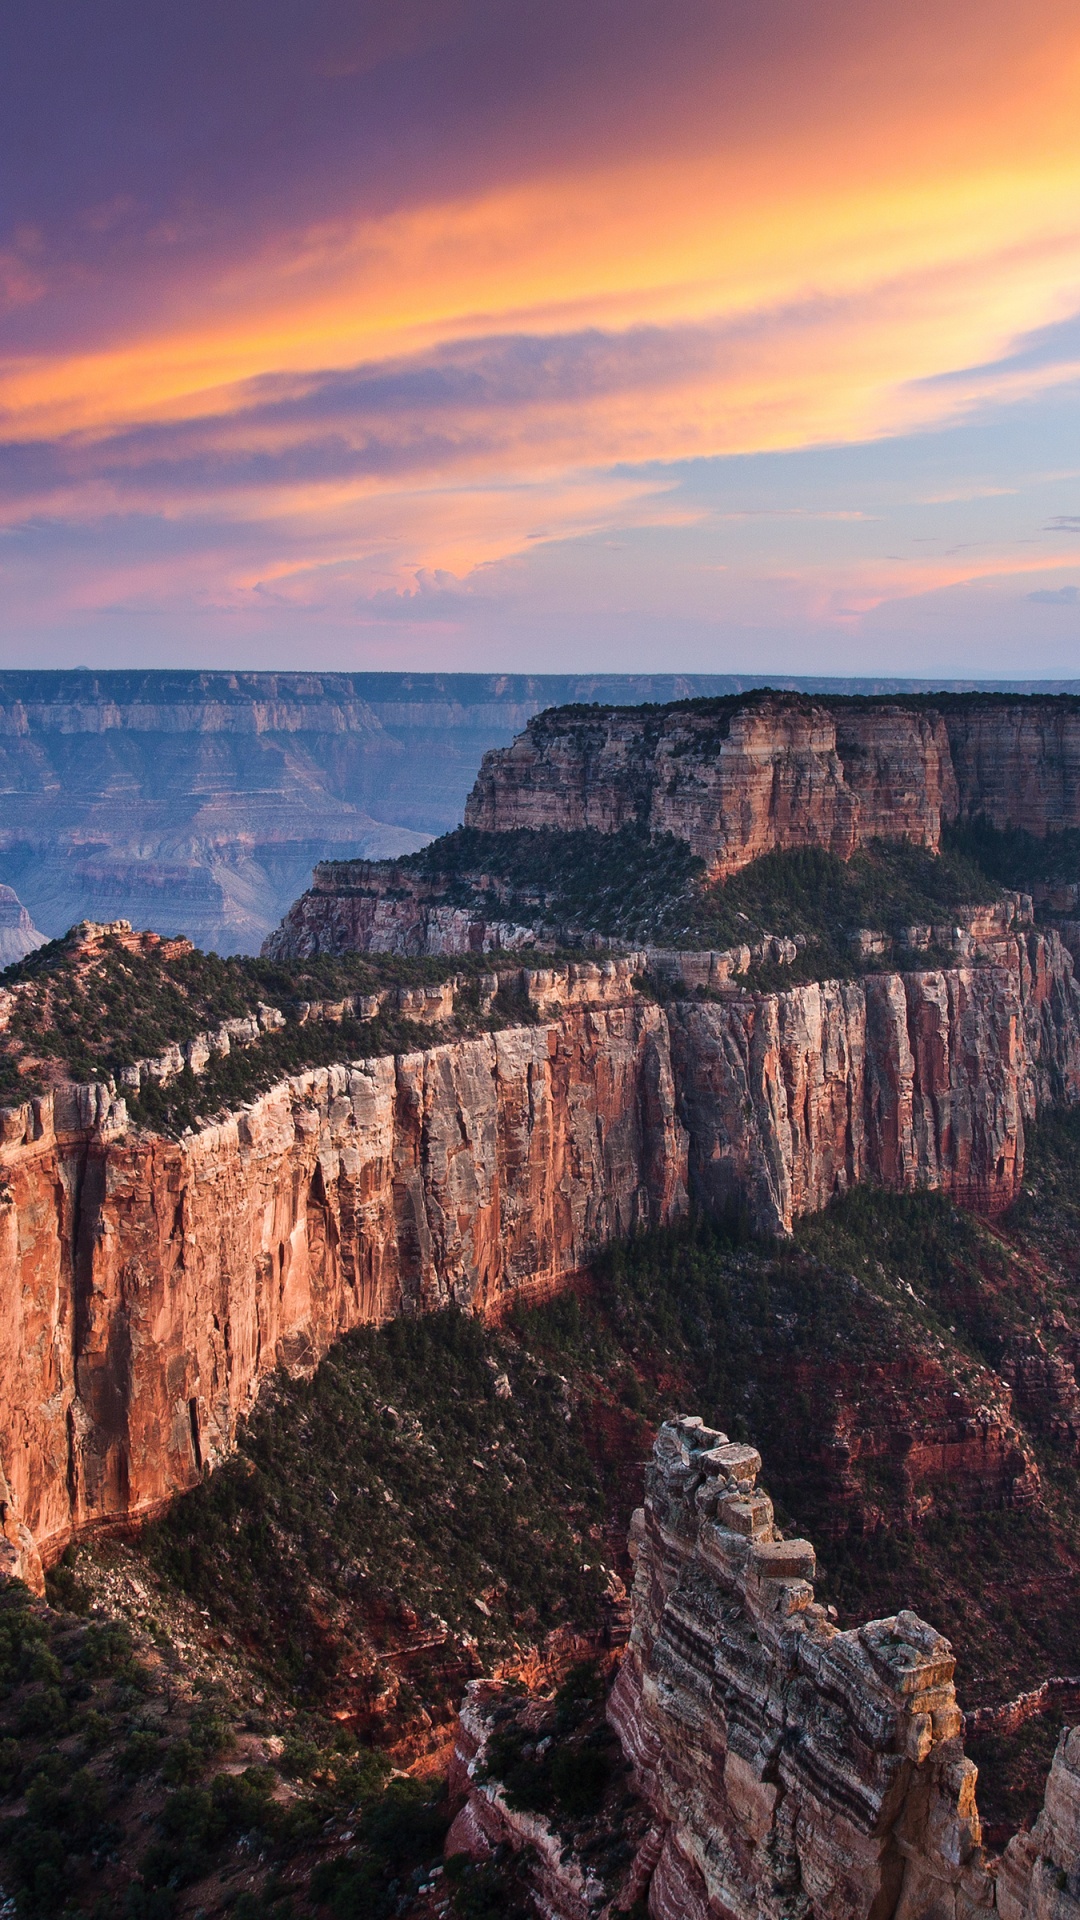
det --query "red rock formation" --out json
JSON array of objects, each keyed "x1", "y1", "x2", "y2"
[
  {"x1": 597, "y1": 1419, "x2": 1080, "y2": 1920},
  {"x1": 262, "y1": 863, "x2": 540, "y2": 960},
  {"x1": 2, "y1": 934, "x2": 1079, "y2": 1588},
  {"x1": 464, "y1": 694, "x2": 1080, "y2": 878},
  {"x1": 0, "y1": 974, "x2": 686, "y2": 1584},
  {"x1": 671, "y1": 928, "x2": 1080, "y2": 1235},
  {"x1": 444, "y1": 1419, "x2": 1080, "y2": 1920}
]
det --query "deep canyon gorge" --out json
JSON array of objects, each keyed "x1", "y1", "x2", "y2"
[{"x1": 4, "y1": 688, "x2": 1080, "y2": 1920}]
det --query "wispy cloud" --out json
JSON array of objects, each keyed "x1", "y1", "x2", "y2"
[{"x1": 3, "y1": 0, "x2": 1080, "y2": 665}]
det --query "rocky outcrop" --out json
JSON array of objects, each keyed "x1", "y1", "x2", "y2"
[
  {"x1": 464, "y1": 694, "x2": 1080, "y2": 879},
  {"x1": 0, "y1": 976, "x2": 686, "y2": 1581},
  {"x1": 2, "y1": 928, "x2": 1080, "y2": 1585},
  {"x1": 444, "y1": 1418, "x2": 1080, "y2": 1920},
  {"x1": 670, "y1": 926, "x2": 1080, "y2": 1233},
  {"x1": 598, "y1": 1418, "x2": 1080, "y2": 1920},
  {"x1": 262, "y1": 861, "x2": 541, "y2": 960}
]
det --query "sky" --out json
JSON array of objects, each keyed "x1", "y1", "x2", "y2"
[{"x1": 2, "y1": 0, "x2": 1080, "y2": 678}]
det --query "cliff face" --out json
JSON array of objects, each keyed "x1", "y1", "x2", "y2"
[
  {"x1": 671, "y1": 926, "x2": 1080, "y2": 1234},
  {"x1": 0, "y1": 973, "x2": 685, "y2": 1578},
  {"x1": 262, "y1": 863, "x2": 539, "y2": 960},
  {"x1": 3, "y1": 932, "x2": 1079, "y2": 1584},
  {"x1": 598, "y1": 1418, "x2": 1080, "y2": 1920},
  {"x1": 464, "y1": 695, "x2": 1080, "y2": 878},
  {"x1": 445, "y1": 1418, "x2": 1080, "y2": 1920}
]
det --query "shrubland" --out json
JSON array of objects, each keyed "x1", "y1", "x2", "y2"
[
  {"x1": 394, "y1": 826, "x2": 1001, "y2": 959},
  {"x1": 1, "y1": 1109, "x2": 1071, "y2": 1911}
]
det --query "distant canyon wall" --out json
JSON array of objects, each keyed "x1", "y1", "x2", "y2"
[
  {"x1": 3, "y1": 934, "x2": 1080, "y2": 1585},
  {"x1": 0, "y1": 670, "x2": 837, "y2": 952},
  {"x1": 464, "y1": 696, "x2": 1080, "y2": 877}
]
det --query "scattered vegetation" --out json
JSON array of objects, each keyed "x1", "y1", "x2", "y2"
[
  {"x1": 140, "y1": 1105, "x2": 1080, "y2": 1736},
  {"x1": 399, "y1": 824, "x2": 703, "y2": 939},
  {"x1": 0, "y1": 931, "x2": 578, "y2": 1129},
  {"x1": 6, "y1": 1099, "x2": 1080, "y2": 1907},
  {"x1": 1, "y1": 807, "x2": 1070, "y2": 1119},
  {"x1": 456, "y1": 1658, "x2": 646, "y2": 1910},
  {"x1": 142, "y1": 1310, "x2": 616, "y2": 1712},
  {"x1": 944, "y1": 818, "x2": 1080, "y2": 895},
  {"x1": 0, "y1": 1571, "x2": 417, "y2": 1920},
  {"x1": 377, "y1": 827, "x2": 1001, "y2": 965}
]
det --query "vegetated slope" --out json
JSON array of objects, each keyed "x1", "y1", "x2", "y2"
[
  {"x1": 0, "y1": 926, "x2": 554, "y2": 1124},
  {"x1": 10, "y1": 1109, "x2": 1080, "y2": 1916},
  {"x1": 943, "y1": 819, "x2": 1080, "y2": 893},
  {"x1": 366, "y1": 824, "x2": 1001, "y2": 962}
]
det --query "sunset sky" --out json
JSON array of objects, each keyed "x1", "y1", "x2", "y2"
[{"x1": 3, "y1": 0, "x2": 1080, "y2": 676}]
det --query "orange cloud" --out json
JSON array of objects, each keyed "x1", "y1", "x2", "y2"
[{"x1": 2, "y1": 0, "x2": 1080, "y2": 628}]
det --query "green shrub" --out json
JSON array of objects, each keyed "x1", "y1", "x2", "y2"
[{"x1": 116, "y1": 1729, "x2": 164, "y2": 1781}]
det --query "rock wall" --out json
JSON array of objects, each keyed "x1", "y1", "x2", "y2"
[
  {"x1": 0, "y1": 987, "x2": 686, "y2": 1582},
  {"x1": 262, "y1": 863, "x2": 541, "y2": 960},
  {"x1": 670, "y1": 926, "x2": 1080, "y2": 1234},
  {"x1": 601, "y1": 1417, "x2": 1080, "y2": 1920},
  {"x1": 3, "y1": 933, "x2": 1080, "y2": 1583},
  {"x1": 464, "y1": 694, "x2": 1080, "y2": 877},
  {"x1": 444, "y1": 1418, "x2": 1080, "y2": 1920}
]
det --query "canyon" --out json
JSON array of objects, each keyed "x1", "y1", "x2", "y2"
[
  {"x1": 268, "y1": 691, "x2": 1080, "y2": 961},
  {"x1": 450, "y1": 1419, "x2": 1080, "y2": 1920},
  {"x1": 0, "y1": 959, "x2": 686, "y2": 1586},
  {"x1": 4, "y1": 675, "x2": 1075, "y2": 956},
  {"x1": 3, "y1": 685, "x2": 1080, "y2": 1920},
  {"x1": 3, "y1": 912, "x2": 1080, "y2": 1591},
  {"x1": 0, "y1": 669, "x2": 818, "y2": 953}
]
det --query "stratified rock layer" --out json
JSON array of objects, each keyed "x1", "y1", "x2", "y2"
[
  {"x1": 673, "y1": 925, "x2": 1080, "y2": 1232},
  {"x1": 0, "y1": 886, "x2": 47, "y2": 966},
  {"x1": 0, "y1": 975, "x2": 685, "y2": 1578},
  {"x1": 2, "y1": 932, "x2": 1080, "y2": 1584},
  {"x1": 600, "y1": 1418, "x2": 1080, "y2": 1920},
  {"x1": 464, "y1": 695, "x2": 1080, "y2": 877}
]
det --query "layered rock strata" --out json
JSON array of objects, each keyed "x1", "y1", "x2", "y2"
[
  {"x1": 0, "y1": 973, "x2": 685, "y2": 1582},
  {"x1": 464, "y1": 694, "x2": 1080, "y2": 878},
  {"x1": 673, "y1": 925, "x2": 1080, "y2": 1232},
  {"x1": 598, "y1": 1417, "x2": 1080, "y2": 1920},
  {"x1": 262, "y1": 862, "x2": 541, "y2": 960},
  {"x1": 444, "y1": 1419, "x2": 1080, "y2": 1920},
  {"x1": 2, "y1": 931, "x2": 1079, "y2": 1583}
]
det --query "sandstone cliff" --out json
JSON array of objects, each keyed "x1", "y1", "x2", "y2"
[
  {"x1": 673, "y1": 925, "x2": 1080, "y2": 1232},
  {"x1": 262, "y1": 861, "x2": 541, "y2": 960},
  {"x1": 3, "y1": 931, "x2": 1079, "y2": 1586},
  {"x1": 0, "y1": 967, "x2": 685, "y2": 1582},
  {"x1": 606, "y1": 1417, "x2": 1080, "y2": 1920},
  {"x1": 464, "y1": 694, "x2": 1080, "y2": 878},
  {"x1": 447, "y1": 1418, "x2": 1080, "y2": 1920}
]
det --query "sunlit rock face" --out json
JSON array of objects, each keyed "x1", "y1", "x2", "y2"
[
  {"x1": 604, "y1": 1418, "x2": 1080, "y2": 1920},
  {"x1": 3, "y1": 924, "x2": 1080, "y2": 1583},
  {"x1": 0, "y1": 985, "x2": 687, "y2": 1583},
  {"x1": 464, "y1": 695, "x2": 1080, "y2": 878},
  {"x1": 669, "y1": 925, "x2": 1080, "y2": 1234}
]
